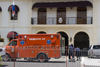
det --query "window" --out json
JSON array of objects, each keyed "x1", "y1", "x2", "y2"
[
  {"x1": 9, "y1": 41, "x2": 17, "y2": 46},
  {"x1": 11, "y1": 10, "x2": 18, "y2": 20},
  {"x1": 38, "y1": 8, "x2": 46, "y2": 24},
  {"x1": 57, "y1": 8, "x2": 66, "y2": 24},
  {"x1": 77, "y1": 7, "x2": 87, "y2": 24},
  {"x1": 8, "y1": 5, "x2": 20, "y2": 20},
  {"x1": 93, "y1": 45, "x2": 100, "y2": 49}
]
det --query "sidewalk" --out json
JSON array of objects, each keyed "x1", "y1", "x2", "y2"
[
  {"x1": 49, "y1": 56, "x2": 66, "y2": 61},
  {"x1": 82, "y1": 57, "x2": 100, "y2": 66}
]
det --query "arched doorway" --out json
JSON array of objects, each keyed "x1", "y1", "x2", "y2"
[
  {"x1": 57, "y1": 31, "x2": 68, "y2": 55},
  {"x1": 37, "y1": 31, "x2": 46, "y2": 34},
  {"x1": 74, "y1": 32, "x2": 89, "y2": 56}
]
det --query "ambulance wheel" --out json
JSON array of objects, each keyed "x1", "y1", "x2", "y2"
[
  {"x1": 38, "y1": 54, "x2": 47, "y2": 62},
  {"x1": 2, "y1": 54, "x2": 11, "y2": 61}
]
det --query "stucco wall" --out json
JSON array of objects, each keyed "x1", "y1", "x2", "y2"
[
  {"x1": 0, "y1": 27, "x2": 28, "y2": 46},
  {"x1": 0, "y1": 0, "x2": 29, "y2": 27}
]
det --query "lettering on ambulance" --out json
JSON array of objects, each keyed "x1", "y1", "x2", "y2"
[{"x1": 29, "y1": 38, "x2": 45, "y2": 40}]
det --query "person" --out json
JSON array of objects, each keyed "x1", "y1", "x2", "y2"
[
  {"x1": 75, "y1": 47, "x2": 81, "y2": 61},
  {"x1": 68, "y1": 44, "x2": 75, "y2": 62}
]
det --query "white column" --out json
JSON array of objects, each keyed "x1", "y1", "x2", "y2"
[{"x1": 92, "y1": 0, "x2": 98, "y2": 44}]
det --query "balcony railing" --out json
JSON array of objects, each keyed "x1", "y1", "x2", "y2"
[{"x1": 31, "y1": 17, "x2": 92, "y2": 25}]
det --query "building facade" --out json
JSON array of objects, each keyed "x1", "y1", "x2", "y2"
[{"x1": 0, "y1": 0, "x2": 99, "y2": 54}]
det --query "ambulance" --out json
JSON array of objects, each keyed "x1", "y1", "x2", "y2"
[{"x1": 2, "y1": 34, "x2": 61, "y2": 62}]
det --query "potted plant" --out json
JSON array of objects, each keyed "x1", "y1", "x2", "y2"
[{"x1": 0, "y1": 38, "x2": 4, "y2": 47}]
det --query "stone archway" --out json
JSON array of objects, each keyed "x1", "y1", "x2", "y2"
[
  {"x1": 57, "y1": 31, "x2": 69, "y2": 55},
  {"x1": 74, "y1": 32, "x2": 89, "y2": 56},
  {"x1": 37, "y1": 31, "x2": 46, "y2": 34}
]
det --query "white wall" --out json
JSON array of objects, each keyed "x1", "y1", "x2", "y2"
[
  {"x1": 66, "y1": 7, "x2": 77, "y2": 17},
  {"x1": 87, "y1": 7, "x2": 93, "y2": 17},
  {"x1": 0, "y1": 0, "x2": 29, "y2": 27},
  {"x1": 0, "y1": 0, "x2": 29, "y2": 46},
  {"x1": 47, "y1": 8, "x2": 57, "y2": 17},
  {"x1": 0, "y1": 27, "x2": 28, "y2": 46},
  {"x1": 32, "y1": 8, "x2": 38, "y2": 17},
  {"x1": 97, "y1": 28, "x2": 100, "y2": 44},
  {"x1": 16, "y1": 1, "x2": 29, "y2": 27},
  {"x1": 97, "y1": 0, "x2": 100, "y2": 26}
]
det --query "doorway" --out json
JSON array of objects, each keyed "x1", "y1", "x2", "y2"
[
  {"x1": 57, "y1": 31, "x2": 68, "y2": 55},
  {"x1": 74, "y1": 32, "x2": 89, "y2": 56}
]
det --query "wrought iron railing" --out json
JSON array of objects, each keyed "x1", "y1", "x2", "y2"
[{"x1": 31, "y1": 17, "x2": 93, "y2": 25}]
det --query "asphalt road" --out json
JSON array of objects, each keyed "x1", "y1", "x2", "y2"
[
  {"x1": 0, "y1": 60, "x2": 82, "y2": 67},
  {"x1": 1, "y1": 60, "x2": 66, "y2": 67},
  {"x1": 2, "y1": 57, "x2": 100, "y2": 67}
]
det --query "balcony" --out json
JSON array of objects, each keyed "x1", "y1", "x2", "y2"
[{"x1": 31, "y1": 17, "x2": 92, "y2": 25}]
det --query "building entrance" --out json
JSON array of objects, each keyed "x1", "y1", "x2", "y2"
[
  {"x1": 74, "y1": 32, "x2": 89, "y2": 56},
  {"x1": 57, "y1": 31, "x2": 68, "y2": 55}
]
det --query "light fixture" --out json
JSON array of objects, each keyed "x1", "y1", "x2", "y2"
[
  {"x1": 70, "y1": 7, "x2": 73, "y2": 9},
  {"x1": 50, "y1": 8, "x2": 52, "y2": 10},
  {"x1": 70, "y1": 37, "x2": 72, "y2": 42}
]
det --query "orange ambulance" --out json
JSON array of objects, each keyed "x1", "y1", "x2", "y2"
[{"x1": 3, "y1": 34, "x2": 61, "y2": 62}]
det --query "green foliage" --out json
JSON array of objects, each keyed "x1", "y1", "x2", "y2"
[
  {"x1": 0, "y1": 38, "x2": 4, "y2": 42},
  {"x1": 0, "y1": 55, "x2": 2, "y2": 66}
]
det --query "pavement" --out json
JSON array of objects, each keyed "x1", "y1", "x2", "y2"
[
  {"x1": 81, "y1": 57, "x2": 100, "y2": 67},
  {"x1": 1, "y1": 56, "x2": 100, "y2": 67}
]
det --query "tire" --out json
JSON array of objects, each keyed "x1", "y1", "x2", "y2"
[
  {"x1": 2, "y1": 54, "x2": 11, "y2": 61},
  {"x1": 96, "y1": 55, "x2": 99, "y2": 59},
  {"x1": 38, "y1": 54, "x2": 47, "y2": 62},
  {"x1": 88, "y1": 55, "x2": 90, "y2": 58}
]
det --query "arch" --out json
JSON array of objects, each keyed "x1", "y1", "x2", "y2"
[
  {"x1": 35, "y1": 30, "x2": 48, "y2": 34},
  {"x1": 37, "y1": 31, "x2": 46, "y2": 34},
  {"x1": 54, "y1": 30, "x2": 70, "y2": 38},
  {"x1": 56, "y1": 31, "x2": 69, "y2": 55},
  {"x1": 74, "y1": 31, "x2": 90, "y2": 56},
  {"x1": 8, "y1": 5, "x2": 20, "y2": 11},
  {"x1": 72, "y1": 29, "x2": 91, "y2": 40}
]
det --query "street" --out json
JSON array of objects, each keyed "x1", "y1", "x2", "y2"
[
  {"x1": 1, "y1": 61, "x2": 66, "y2": 67},
  {"x1": 1, "y1": 56, "x2": 100, "y2": 67}
]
